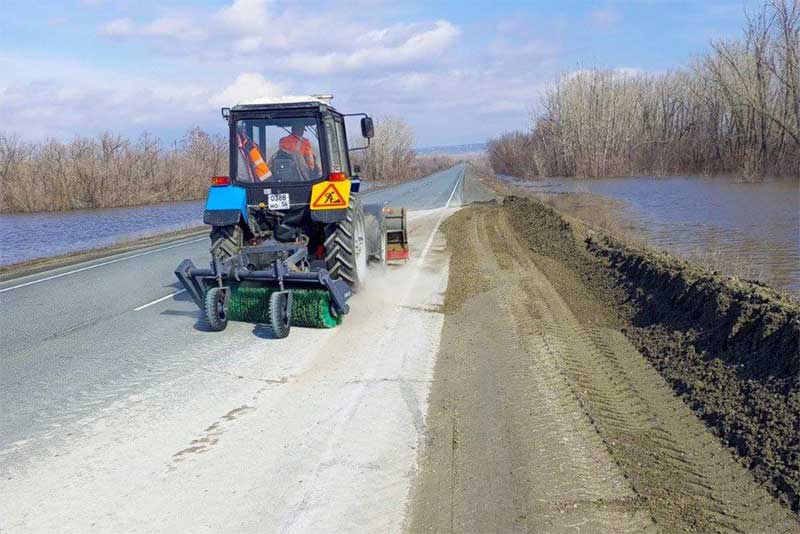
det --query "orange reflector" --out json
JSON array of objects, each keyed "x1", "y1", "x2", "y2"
[
  {"x1": 328, "y1": 172, "x2": 347, "y2": 182},
  {"x1": 211, "y1": 176, "x2": 230, "y2": 186},
  {"x1": 386, "y1": 248, "x2": 409, "y2": 261}
]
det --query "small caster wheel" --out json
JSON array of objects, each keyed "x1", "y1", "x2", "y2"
[
  {"x1": 269, "y1": 291, "x2": 292, "y2": 339},
  {"x1": 204, "y1": 287, "x2": 228, "y2": 331}
]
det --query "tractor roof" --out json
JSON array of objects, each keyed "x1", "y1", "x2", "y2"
[{"x1": 231, "y1": 95, "x2": 337, "y2": 113}]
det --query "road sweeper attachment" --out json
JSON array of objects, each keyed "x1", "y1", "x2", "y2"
[
  {"x1": 175, "y1": 239, "x2": 352, "y2": 338},
  {"x1": 174, "y1": 95, "x2": 401, "y2": 338}
]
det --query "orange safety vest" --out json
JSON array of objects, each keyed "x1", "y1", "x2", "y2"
[
  {"x1": 238, "y1": 134, "x2": 271, "y2": 181},
  {"x1": 279, "y1": 134, "x2": 316, "y2": 170}
]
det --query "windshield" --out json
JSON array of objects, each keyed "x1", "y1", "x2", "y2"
[{"x1": 234, "y1": 117, "x2": 322, "y2": 183}]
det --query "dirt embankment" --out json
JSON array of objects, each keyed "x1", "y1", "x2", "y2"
[{"x1": 503, "y1": 196, "x2": 800, "y2": 514}]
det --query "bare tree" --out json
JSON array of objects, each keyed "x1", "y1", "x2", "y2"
[
  {"x1": 488, "y1": 1, "x2": 799, "y2": 180},
  {"x1": 355, "y1": 117, "x2": 417, "y2": 183}
]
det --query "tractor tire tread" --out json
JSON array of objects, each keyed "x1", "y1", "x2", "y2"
[
  {"x1": 204, "y1": 287, "x2": 228, "y2": 332},
  {"x1": 268, "y1": 291, "x2": 291, "y2": 339},
  {"x1": 210, "y1": 225, "x2": 243, "y2": 262},
  {"x1": 324, "y1": 200, "x2": 365, "y2": 290}
]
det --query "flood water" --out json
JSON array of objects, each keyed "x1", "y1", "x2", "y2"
[
  {"x1": 2, "y1": 176, "x2": 798, "y2": 296},
  {"x1": 0, "y1": 178, "x2": 398, "y2": 269},
  {"x1": 0, "y1": 200, "x2": 204, "y2": 267},
  {"x1": 500, "y1": 175, "x2": 800, "y2": 297}
]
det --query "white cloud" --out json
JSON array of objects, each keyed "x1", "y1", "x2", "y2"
[
  {"x1": 217, "y1": 0, "x2": 270, "y2": 31},
  {"x1": 101, "y1": 16, "x2": 206, "y2": 41},
  {"x1": 143, "y1": 17, "x2": 205, "y2": 41},
  {"x1": 589, "y1": 8, "x2": 620, "y2": 30},
  {"x1": 210, "y1": 73, "x2": 286, "y2": 107},
  {"x1": 96, "y1": 2, "x2": 458, "y2": 74},
  {"x1": 282, "y1": 20, "x2": 459, "y2": 74},
  {"x1": 0, "y1": 74, "x2": 225, "y2": 140},
  {"x1": 101, "y1": 18, "x2": 135, "y2": 38},
  {"x1": 216, "y1": 0, "x2": 287, "y2": 51}
]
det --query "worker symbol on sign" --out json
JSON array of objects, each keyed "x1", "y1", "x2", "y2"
[{"x1": 311, "y1": 183, "x2": 348, "y2": 209}]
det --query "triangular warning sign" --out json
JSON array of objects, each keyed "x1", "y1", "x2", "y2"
[{"x1": 311, "y1": 183, "x2": 347, "y2": 208}]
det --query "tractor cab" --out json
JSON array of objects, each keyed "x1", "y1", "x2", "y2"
[
  {"x1": 226, "y1": 96, "x2": 373, "y2": 183},
  {"x1": 205, "y1": 96, "x2": 374, "y2": 236}
]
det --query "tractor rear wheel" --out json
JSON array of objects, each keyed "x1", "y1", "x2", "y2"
[
  {"x1": 324, "y1": 199, "x2": 368, "y2": 290},
  {"x1": 210, "y1": 225, "x2": 243, "y2": 263}
]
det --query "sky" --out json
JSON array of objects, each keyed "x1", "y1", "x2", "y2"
[{"x1": 0, "y1": 0, "x2": 754, "y2": 147}]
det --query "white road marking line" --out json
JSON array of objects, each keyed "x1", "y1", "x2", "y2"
[
  {"x1": 419, "y1": 167, "x2": 463, "y2": 260},
  {"x1": 134, "y1": 290, "x2": 186, "y2": 311},
  {"x1": 0, "y1": 237, "x2": 207, "y2": 294}
]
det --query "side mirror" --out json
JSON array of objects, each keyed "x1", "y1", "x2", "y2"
[
  {"x1": 361, "y1": 117, "x2": 374, "y2": 139},
  {"x1": 353, "y1": 164, "x2": 362, "y2": 176}
]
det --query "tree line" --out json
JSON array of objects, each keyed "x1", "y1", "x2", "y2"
[
  {"x1": 0, "y1": 118, "x2": 452, "y2": 213},
  {"x1": 489, "y1": 0, "x2": 799, "y2": 179},
  {"x1": 0, "y1": 128, "x2": 228, "y2": 213}
]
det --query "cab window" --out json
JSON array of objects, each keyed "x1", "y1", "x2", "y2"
[
  {"x1": 234, "y1": 117, "x2": 322, "y2": 183},
  {"x1": 325, "y1": 117, "x2": 350, "y2": 176}
]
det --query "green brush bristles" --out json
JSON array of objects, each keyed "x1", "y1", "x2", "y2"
[
  {"x1": 226, "y1": 286, "x2": 272, "y2": 324},
  {"x1": 291, "y1": 289, "x2": 342, "y2": 328},
  {"x1": 227, "y1": 285, "x2": 342, "y2": 328}
]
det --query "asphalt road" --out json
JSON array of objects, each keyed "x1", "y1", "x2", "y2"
[{"x1": 0, "y1": 164, "x2": 466, "y2": 533}]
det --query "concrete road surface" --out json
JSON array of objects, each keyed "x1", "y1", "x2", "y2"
[{"x1": 0, "y1": 164, "x2": 467, "y2": 533}]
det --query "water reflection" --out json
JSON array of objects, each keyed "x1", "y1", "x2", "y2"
[
  {"x1": 0, "y1": 200, "x2": 204, "y2": 266},
  {"x1": 500, "y1": 175, "x2": 800, "y2": 296}
]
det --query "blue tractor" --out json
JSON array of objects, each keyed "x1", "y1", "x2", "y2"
[{"x1": 175, "y1": 95, "x2": 398, "y2": 338}]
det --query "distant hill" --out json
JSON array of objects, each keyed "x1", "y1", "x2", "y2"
[{"x1": 415, "y1": 143, "x2": 487, "y2": 156}]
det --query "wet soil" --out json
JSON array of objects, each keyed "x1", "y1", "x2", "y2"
[
  {"x1": 504, "y1": 194, "x2": 800, "y2": 515},
  {"x1": 407, "y1": 198, "x2": 799, "y2": 533},
  {"x1": 586, "y1": 232, "x2": 800, "y2": 514}
]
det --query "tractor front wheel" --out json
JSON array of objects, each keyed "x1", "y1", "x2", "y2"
[
  {"x1": 269, "y1": 291, "x2": 291, "y2": 339},
  {"x1": 204, "y1": 287, "x2": 229, "y2": 331}
]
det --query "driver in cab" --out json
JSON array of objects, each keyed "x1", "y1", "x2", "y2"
[
  {"x1": 237, "y1": 125, "x2": 272, "y2": 182},
  {"x1": 279, "y1": 125, "x2": 319, "y2": 176}
]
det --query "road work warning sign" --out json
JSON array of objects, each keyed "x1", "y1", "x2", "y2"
[{"x1": 310, "y1": 180, "x2": 350, "y2": 210}]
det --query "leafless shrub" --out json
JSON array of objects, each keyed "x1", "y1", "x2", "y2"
[
  {"x1": 487, "y1": 132, "x2": 538, "y2": 178},
  {"x1": 352, "y1": 117, "x2": 457, "y2": 183},
  {"x1": 411, "y1": 154, "x2": 458, "y2": 177},
  {"x1": 0, "y1": 129, "x2": 227, "y2": 213},
  {"x1": 354, "y1": 117, "x2": 417, "y2": 183},
  {"x1": 467, "y1": 155, "x2": 495, "y2": 179},
  {"x1": 489, "y1": 1, "x2": 799, "y2": 180}
]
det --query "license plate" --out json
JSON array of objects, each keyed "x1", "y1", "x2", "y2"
[{"x1": 268, "y1": 193, "x2": 290, "y2": 210}]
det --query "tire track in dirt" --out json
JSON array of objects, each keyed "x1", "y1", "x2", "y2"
[
  {"x1": 406, "y1": 202, "x2": 799, "y2": 533},
  {"x1": 407, "y1": 206, "x2": 655, "y2": 533},
  {"x1": 491, "y1": 204, "x2": 799, "y2": 533}
]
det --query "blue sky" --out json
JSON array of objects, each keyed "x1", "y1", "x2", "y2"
[{"x1": 0, "y1": 0, "x2": 754, "y2": 147}]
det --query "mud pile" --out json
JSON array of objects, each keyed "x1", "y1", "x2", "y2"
[{"x1": 503, "y1": 195, "x2": 800, "y2": 514}]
